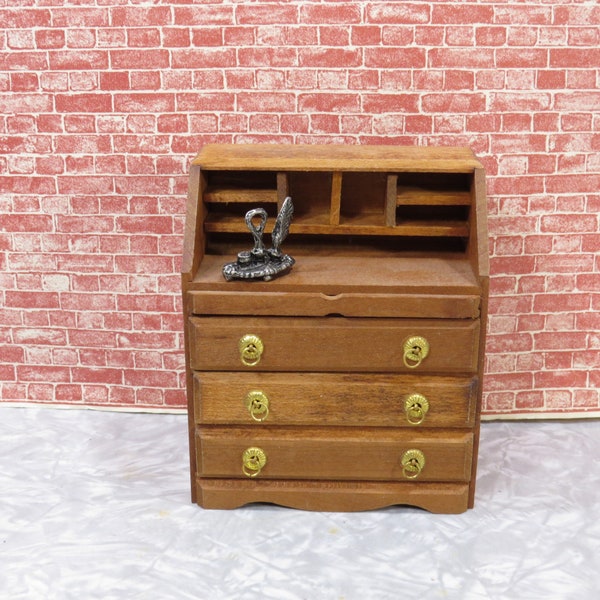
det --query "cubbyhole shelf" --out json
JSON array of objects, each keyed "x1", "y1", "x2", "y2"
[{"x1": 203, "y1": 168, "x2": 473, "y2": 246}]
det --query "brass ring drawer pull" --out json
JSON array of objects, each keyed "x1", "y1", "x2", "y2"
[
  {"x1": 245, "y1": 390, "x2": 270, "y2": 422},
  {"x1": 404, "y1": 393, "x2": 429, "y2": 425},
  {"x1": 242, "y1": 447, "x2": 267, "y2": 477},
  {"x1": 403, "y1": 336, "x2": 430, "y2": 369},
  {"x1": 401, "y1": 449, "x2": 426, "y2": 479},
  {"x1": 239, "y1": 334, "x2": 263, "y2": 367}
]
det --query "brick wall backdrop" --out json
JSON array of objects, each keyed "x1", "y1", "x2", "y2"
[{"x1": 1, "y1": 1, "x2": 599, "y2": 416}]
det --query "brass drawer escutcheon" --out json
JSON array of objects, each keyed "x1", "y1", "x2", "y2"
[
  {"x1": 402, "y1": 336, "x2": 430, "y2": 369},
  {"x1": 239, "y1": 334, "x2": 264, "y2": 367},
  {"x1": 242, "y1": 447, "x2": 267, "y2": 477},
  {"x1": 401, "y1": 449, "x2": 426, "y2": 479},
  {"x1": 245, "y1": 390, "x2": 270, "y2": 422},
  {"x1": 404, "y1": 393, "x2": 429, "y2": 425}
]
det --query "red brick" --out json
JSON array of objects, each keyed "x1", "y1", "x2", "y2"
[
  {"x1": 130, "y1": 72, "x2": 161, "y2": 91},
  {"x1": 72, "y1": 367, "x2": 122, "y2": 385},
  {"x1": 484, "y1": 392, "x2": 514, "y2": 413},
  {"x1": 429, "y1": 48, "x2": 493, "y2": 68},
  {"x1": 221, "y1": 26, "x2": 255, "y2": 47},
  {"x1": 535, "y1": 370, "x2": 587, "y2": 389},
  {"x1": 367, "y1": 4, "x2": 430, "y2": 24},
  {"x1": 52, "y1": 7, "x2": 108, "y2": 27},
  {"x1": 238, "y1": 91, "x2": 296, "y2": 113},
  {"x1": 56, "y1": 385, "x2": 83, "y2": 402},
  {"x1": 319, "y1": 26, "x2": 351, "y2": 46},
  {"x1": 444, "y1": 70, "x2": 474, "y2": 90},
  {"x1": 490, "y1": 134, "x2": 547, "y2": 154},
  {"x1": 56, "y1": 175, "x2": 113, "y2": 195},
  {"x1": 536, "y1": 253, "x2": 595, "y2": 274},
  {"x1": 362, "y1": 93, "x2": 418, "y2": 114},
  {"x1": 0, "y1": 50, "x2": 49, "y2": 71},
  {"x1": 237, "y1": 4, "x2": 298, "y2": 24},
  {"x1": 554, "y1": 5, "x2": 600, "y2": 24},
  {"x1": 127, "y1": 28, "x2": 161, "y2": 47},
  {"x1": 365, "y1": 47, "x2": 425, "y2": 69},
  {"x1": 18, "y1": 366, "x2": 71, "y2": 383},
  {"x1": 111, "y1": 49, "x2": 171, "y2": 70},
  {"x1": 35, "y1": 29, "x2": 65, "y2": 49},
  {"x1": 554, "y1": 92, "x2": 600, "y2": 111},
  {"x1": 536, "y1": 70, "x2": 566, "y2": 90},
  {"x1": 561, "y1": 113, "x2": 592, "y2": 131},
  {"x1": 486, "y1": 333, "x2": 533, "y2": 354},
  {"x1": 165, "y1": 389, "x2": 186, "y2": 406},
  {"x1": 176, "y1": 92, "x2": 235, "y2": 112},
  {"x1": 301, "y1": 4, "x2": 360, "y2": 24},
  {"x1": 191, "y1": 28, "x2": 223, "y2": 47},
  {"x1": 573, "y1": 390, "x2": 599, "y2": 409},
  {"x1": 66, "y1": 29, "x2": 96, "y2": 49},
  {"x1": 422, "y1": 93, "x2": 486, "y2": 113},
  {"x1": 54, "y1": 94, "x2": 111, "y2": 113},
  {"x1": 352, "y1": 25, "x2": 382, "y2": 46},
  {"x1": 488, "y1": 295, "x2": 533, "y2": 316},
  {"x1": 566, "y1": 70, "x2": 597, "y2": 90},
  {"x1": 113, "y1": 176, "x2": 170, "y2": 195},
  {"x1": 445, "y1": 26, "x2": 475, "y2": 46},
  {"x1": 0, "y1": 345, "x2": 25, "y2": 363},
  {"x1": 551, "y1": 48, "x2": 600, "y2": 69},
  {"x1": 547, "y1": 174, "x2": 600, "y2": 194},
  {"x1": 1, "y1": 9, "x2": 52, "y2": 28},
  {"x1": 113, "y1": 93, "x2": 175, "y2": 113},
  {"x1": 124, "y1": 369, "x2": 178, "y2": 388},
  {"x1": 543, "y1": 351, "x2": 573, "y2": 370},
  {"x1": 495, "y1": 5, "x2": 551, "y2": 24},
  {"x1": 2, "y1": 214, "x2": 53, "y2": 232},
  {"x1": 485, "y1": 372, "x2": 533, "y2": 392},
  {"x1": 299, "y1": 47, "x2": 362, "y2": 68},
  {"x1": 297, "y1": 92, "x2": 352, "y2": 113},
  {"x1": 114, "y1": 254, "x2": 174, "y2": 276},
  {"x1": 475, "y1": 26, "x2": 506, "y2": 46},
  {"x1": 534, "y1": 331, "x2": 588, "y2": 351},
  {"x1": 491, "y1": 176, "x2": 544, "y2": 196},
  {"x1": 2, "y1": 92, "x2": 53, "y2": 113},
  {"x1": 112, "y1": 135, "x2": 169, "y2": 154},
  {"x1": 135, "y1": 388, "x2": 165, "y2": 406},
  {"x1": 515, "y1": 392, "x2": 544, "y2": 410},
  {"x1": 534, "y1": 293, "x2": 590, "y2": 314},
  {"x1": 0, "y1": 176, "x2": 56, "y2": 195},
  {"x1": 7, "y1": 30, "x2": 35, "y2": 50},
  {"x1": 48, "y1": 50, "x2": 107, "y2": 70},
  {"x1": 250, "y1": 113, "x2": 280, "y2": 133},
  {"x1": 116, "y1": 332, "x2": 177, "y2": 350},
  {"x1": 490, "y1": 93, "x2": 551, "y2": 112},
  {"x1": 577, "y1": 274, "x2": 600, "y2": 292},
  {"x1": 112, "y1": 6, "x2": 171, "y2": 27},
  {"x1": 174, "y1": 5, "x2": 233, "y2": 26},
  {"x1": 163, "y1": 28, "x2": 191, "y2": 48},
  {"x1": 568, "y1": 27, "x2": 600, "y2": 46}
]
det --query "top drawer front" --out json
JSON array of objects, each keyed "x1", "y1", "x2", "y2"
[{"x1": 188, "y1": 316, "x2": 480, "y2": 373}]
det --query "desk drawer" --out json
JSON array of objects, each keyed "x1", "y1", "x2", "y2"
[
  {"x1": 197, "y1": 427, "x2": 473, "y2": 482},
  {"x1": 194, "y1": 372, "x2": 477, "y2": 428},
  {"x1": 188, "y1": 316, "x2": 479, "y2": 373}
]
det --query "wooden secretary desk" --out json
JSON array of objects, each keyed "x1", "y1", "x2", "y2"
[{"x1": 182, "y1": 144, "x2": 488, "y2": 514}]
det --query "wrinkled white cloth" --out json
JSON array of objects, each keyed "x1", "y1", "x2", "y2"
[{"x1": 1, "y1": 407, "x2": 598, "y2": 599}]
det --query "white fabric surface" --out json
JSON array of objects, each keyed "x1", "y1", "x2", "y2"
[{"x1": 1, "y1": 406, "x2": 598, "y2": 599}]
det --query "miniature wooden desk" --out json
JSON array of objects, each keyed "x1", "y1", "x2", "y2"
[{"x1": 182, "y1": 144, "x2": 488, "y2": 513}]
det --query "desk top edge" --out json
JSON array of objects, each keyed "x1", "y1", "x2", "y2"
[{"x1": 191, "y1": 144, "x2": 484, "y2": 172}]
